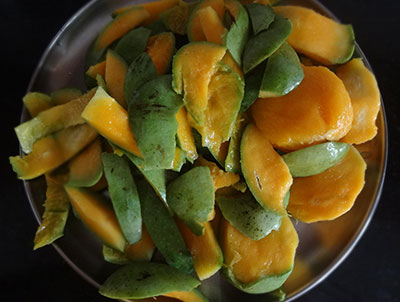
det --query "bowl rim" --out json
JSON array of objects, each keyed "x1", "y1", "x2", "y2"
[{"x1": 21, "y1": 0, "x2": 388, "y2": 300}]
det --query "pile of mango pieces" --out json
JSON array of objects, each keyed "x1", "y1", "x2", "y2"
[{"x1": 10, "y1": 0, "x2": 381, "y2": 300}]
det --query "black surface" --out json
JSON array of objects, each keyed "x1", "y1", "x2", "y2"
[{"x1": 1, "y1": 0, "x2": 399, "y2": 301}]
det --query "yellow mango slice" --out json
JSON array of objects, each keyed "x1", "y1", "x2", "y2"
[
  {"x1": 274, "y1": 5, "x2": 355, "y2": 65},
  {"x1": 198, "y1": 6, "x2": 227, "y2": 45},
  {"x1": 177, "y1": 219, "x2": 223, "y2": 280},
  {"x1": 336, "y1": 58, "x2": 381, "y2": 144},
  {"x1": 240, "y1": 124, "x2": 292, "y2": 214},
  {"x1": 287, "y1": 146, "x2": 366, "y2": 223},
  {"x1": 81, "y1": 86, "x2": 142, "y2": 157},
  {"x1": 176, "y1": 107, "x2": 198, "y2": 163},
  {"x1": 105, "y1": 50, "x2": 127, "y2": 107},
  {"x1": 252, "y1": 65, "x2": 353, "y2": 150},
  {"x1": 146, "y1": 32, "x2": 175, "y2": 75}
]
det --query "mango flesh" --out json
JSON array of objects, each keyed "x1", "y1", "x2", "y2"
[
  {"x1": 15, "y1": 89, "x2": 95, "y2": 154},
  {"x1": 252, "y1": 65, "x2": 353, "y2": 150},
  {"x1": 198, "y1": 6, "x2": 227, "y2": 45},
  {"x1": 99, "y1": 262, "x2": 200, "y2": 299},
  {"x1": 287, "y1": 146, "x2": 366, "y2": 223},
  {"x1": 33, "y1": 175, "x2": 70, "y2": 250},
  {"x1": 220, "y1": 216, "x2": 298, "y2": 293},
  {"x1": 81, "y1": 86, "x2": 142, "y2": 157},
  {"x1": 163, "y1": 289, "x2": 209, "y2": 301},
  {"x1": 22, "y1": 92, "x2": 52, "y2": 117},
  {"x1": 50, "y1": 87, "x2": 83, "y2": 105},
  {"x1": 50, "y1": 137, "x2": 103, "y2": 187},
  {"x1": 189, "y1": 62, "x2": 243, "y2": 155},
  {"x1": 176, "y1": 219, "x2": 223, "y2": 280},
  {"x1": 10, "y1": 124, "x2": 97, "y2": 180},
  {"x1": 195, "y1": 156, "x2": 240, "y2": 191},
  {"x1": 146, "y1": 32, "x2": 175, "y2": 75},
  {"x1": 282, "y1": 142, "x2": 350, "y2": 177},
  {"x1": 176, "y1": 106, "x2": 198, "y2": 163},
  {"x1": 172, "y1": 41, "x2": 227, "y2": 124},
  {"x1": 94, "y1": 6, "x2": 149, "y2": 51},
  {"x1": 240, "y1": 124, "x2": 292, "y2": 214},
  {"x1": 105, "y1": 49, "x2": 128, "y2": 107},
  {"x1": 65, "y1": 187, "x2": 126, "y2": 252},
  {"x1": 114, "y1": 0, "x2": 180, "y2": 25},
  {"x1": 187, "y1": 0, "x2": 225, "y2": 42},
  {"x1": 274, "y1": 5, "x2": 355, "y2": 65},
  {"x1": 336, "y1": 58, "x2": 381, "y2": 144},
  {"x1": 224, "y1": 112, "x2": 248, "y2": 173}
]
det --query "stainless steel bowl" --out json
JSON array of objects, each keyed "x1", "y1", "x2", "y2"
[{"x1": 23, "y1": 0, "x2": 388, "y2": 300}]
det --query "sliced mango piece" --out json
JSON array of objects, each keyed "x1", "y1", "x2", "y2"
[
  {"x1": 336, "y1": 58, "x2": 381, "y2": 144},
  {"x1": 65, "y1": 187, "x2": 126, "y2": 252},
  {"x1": 240, "y1": 124, "x2": 292, "y2": 214},
  {"x1": 33, "y1": 175, "x2": 70, "y2": 250},
  {"x1": 216, "y1": 191, "x2": 281, "y2": 240},
  {"x1": 138, "y1": 178, "x2": 194, "y2": 274},
  {"x1": 243, "y1": 14, "x2": 292, "y2": 74},
  {"x1": 105, "y1": 49, "x2": 127, "y2": 107},
  {"x1": 167, "y1": 166, "x2": 215, "y2": 236},
  {"x1": 220, "y1": 216, "x2": 298, "y2": 294},
  {"x1": 187, "y1": 0, "x2": 225, "y2": 41},
  {"x1": 114, "y1": 27, "x2": 151, "y2": 65},
  {"x1": 282, "y1": 142, "x2": 350, "y2": 177},
  {"x1": 86, "y1": 60, "x2": 106, "y2": 80},
  {"x1": 94, "y1": 6, "x2": 149, "y2": 51},
  {"x1": 22, "y1": 92, "x2": 52, "y2": 117},
  {"x1": 102, "y1": 153, "x2": 142, "y2": 245},
  {"x1": 99, "y1": 262, "x2": 200, "y2": 299},
  {"x1": 81, "y1": 86, "x2": 142, "y2": 158},
  {"x1": 114, "y1": 0, "x2": 180, "y2": 25},
  {"x1": 163, "y1": 289, "x2": 209, "y2": 302},
  {"x1": 274, "y1": 5, "x2": 355, "y2": 65},
  {"x1": 15, "y1": 89, "x2": 95, "y2": 154},
  {"x1": 223, "y1": 0, "x2": 249, "y2": 65},
  {"x1": 195, "y1": 156, "x2": 239, "y2": 191},
  {"x1": 146, "y1": 32, "x2": 175, "y2": 75},
  {"x1": 129, "y1": 75, "x2": 183, "y2": 170},
  {"x1": 172, "y1": 42, "x2": 226, "y2": 123},
  {"x1": 50, "y1": 88, "x2": 83, "y2": 105},
  {"x1": 176, "y1": 219, "x2": 223, "y2": 280},
  {"x1": 198, "y1": 6, "x2": 227, "y2": 45},
  {"x1": 225, "y1": 112, "x2": 248, "y2": 173},
  {"x1": 10, "y1": 124, "x2": 97, "y2": 180},
  {"x1": 246, "y1": 3, "x2": 275, "y2": 35},
  {"x1": 161, "y1": 0, "x2": 191, "y2": 35},
  {"x1": 252, "y1": 65, "x2": 353, "y2": 150},
  {"x1": 50, "y1": 137, "x2": 103, "y2": 187},
  {"x1": 287, "y1": 146, "x2": 366, "y2": 223},
  {"x1": 189, "y1": 62, "x2": 243, "y2": 154},
  {"x1": 176, "y1": 107, "x2": 198, "y2": 163}
]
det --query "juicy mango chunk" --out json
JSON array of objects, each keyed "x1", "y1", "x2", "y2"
[{"x1": 252, "y1": 65, "x2": 353, "y2": 150}]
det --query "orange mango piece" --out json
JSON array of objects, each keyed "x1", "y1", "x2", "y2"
[
  {"x1": 86, "y1": 60, "x2": 106, "y2": 79},
  {"x1": 336, "y1": 58, "x2": 381, "y2": 144},
  {"x1": 195, "y1": 156, "x2": 240, "y2": 191},
  {"x1": 105, "y1": 50, "x2": 127, "y2": 107},
  {"x1": 287, "y1": 146, "x2": 366, "y2": 223},
  {"x1": 198, "y1": 6, "x2": 227, "y2": 45},
  {"x1": 114, "y1": 0, "x2": 180, "y2": 25},
  {"x1": 252, "y1": 65, "x2": 353, "y2": 150},
  {"x1": 146, "y1": 32, "x2": 175, "y2": 75}
]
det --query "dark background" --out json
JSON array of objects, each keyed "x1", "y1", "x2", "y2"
[{"x1": 1, "y1": 0, "x2": 399, "y2": 301}]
